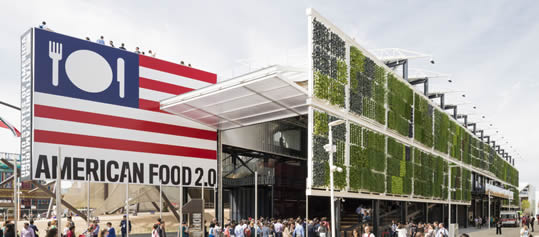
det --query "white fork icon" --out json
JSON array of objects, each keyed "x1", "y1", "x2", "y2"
[{"x1": 49, "y1": 41, "x2": 62, "y2": 86}]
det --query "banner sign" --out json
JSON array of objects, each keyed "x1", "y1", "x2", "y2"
[{"x1": 22, "y1": 28, "x2": 218, "y2": 187}]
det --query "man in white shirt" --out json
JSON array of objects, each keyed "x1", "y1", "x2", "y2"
[
  {"x1": 21, "y1": 223, "x2": 35, "y2": 237},
  {"x1": 274, "y1": 220, "x2": 283, "y2": 237},
  {"x1": 435, "y1": 223, "x2": 448, "y2": 237},
  {"x1": 235, "y1": 220, "x2": 246, "y2": 237}
]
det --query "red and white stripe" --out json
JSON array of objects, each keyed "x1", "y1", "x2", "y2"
[
  {"x1": 33, "y1": 55, "x2": 217, "y2": 163},
  {"x1": 0, "y1": 116, "x2": 20, "y2": 137}
]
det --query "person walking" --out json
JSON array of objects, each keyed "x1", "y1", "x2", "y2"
[
  {"x1": 30, "y1": 219, "x2": 39, "y2": 237},
  {"x1": 361, "y1": 226, "x2": 374, "y2": 237},
  {"x1": 521, "y1": 226, "x2": 530, "y2": 237},
  {"x1": 293, "y1": 219, "x2": 304, "y2": 237},
  {"x1": 396, "y1": 224, "x2": 407, "y2": 237},
  {"x1": 496, "y1": 218, "x2": 503, "y2": 235},
  {"x1": 152, "y1": 224, "x2": 160, "y2": 237},
  {"x1": 92, "y1": 220, "x2": 100, "y2": 237},
  {"x1": 120, "y1": 215, "x2": 131, "y2": 237},
  {"x1": 390, "y1": 220, "x2": 397, "y2": 237},
  {"x1": 181, "y1": 222, "x2": 189, "y2": 237},
  {"x1": 356, "y1": 206, "x2": 364, "y2": 224},
  {"x1": 274, "y1": 220, "x2": 283, "y2": 237},
  {"x1": 478, "y1": 217, "x2": 482, "y2": 229},
  {"x1": 107, "y1": 222, "x2": 116, "y2": 237},
  {"x1": 531, "y1": 216, "x2": 536, "y2": 232},
  {"x1": 434, "y1": 224, "x2": 448, "y2": 237},
  {"x1": 424, "y1": 224, "x2": 434, "y2": 237},
  {"x1": 209, "y1": 223, "x2": 216, "y2": 237},
  {"x1": 21, "y1": 223, "x2": 35, "y2": 237},
  {"x1": 66, "y1": 226, "x2": 75, "y2": 237}
]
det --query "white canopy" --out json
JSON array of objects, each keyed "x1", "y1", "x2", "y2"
[{"x1": 160, "y1": 65, "x2": 309, "y2": 131}]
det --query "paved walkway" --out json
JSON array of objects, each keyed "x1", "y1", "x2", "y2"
[{"x1": 459, "y1": 226, "x2": 521, "y2": 237}]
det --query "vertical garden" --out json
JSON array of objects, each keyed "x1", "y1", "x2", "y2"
[{"x1": 309, "y1": 16, "x2": 518, "y2": 199}]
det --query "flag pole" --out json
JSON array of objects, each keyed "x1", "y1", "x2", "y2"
[
  {"x1": 57, "y1": 147, "x2": 62, "y2": 237},
  {"x1": 160, "y1": 178, "x2": 163, "y2": 219},
  {"x1": 201, "y1": 182, "x2": 204, "y2": 236},
  {"x1": 13, "y1": 153, "x2": 18, "y2": 235},
  {"x1": 126, "y1": 170, "x2": 130, "y2": 237},
  {"x1": 179, "y1": 162, "x2": 183, "y2": 237},
  {"x1": 87, "y1": 173, "x2": 91, "y2": 228}
]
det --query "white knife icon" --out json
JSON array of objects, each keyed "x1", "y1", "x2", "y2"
[{"x1": 117, "y1": 58, "x2": 125, "y2": 98}]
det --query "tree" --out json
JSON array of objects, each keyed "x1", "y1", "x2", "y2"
[{"x1": 522, "y1": 200, "x2": 531, "y2": 213}]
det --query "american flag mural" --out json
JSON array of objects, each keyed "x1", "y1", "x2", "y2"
[{"x1": 23, "y1": 28, "x2": 217, "y2": 186}]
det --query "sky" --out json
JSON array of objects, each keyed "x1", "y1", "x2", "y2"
[{"x1": 0, "y1": 0, "x2": 538, "y2": 187}]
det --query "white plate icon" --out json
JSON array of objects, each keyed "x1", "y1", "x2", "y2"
[{"x1": 65, "y1": 50, "x2": 113, "y2": 93}]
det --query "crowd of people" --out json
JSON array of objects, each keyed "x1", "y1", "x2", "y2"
[
  {"x1": 38, "y1": 21, "x2": 193, "y2": 67},
  {"x1": 205, "y1": 217, "x2": 336, "y2": 237},
  {"x1": 4, "y1": 215, "x2": 134, "y2": 237},
  {"x1": 520, "y1": 214, "x2": 537, "y2": 237},
  {"x1": 388, "y1": 220, "x2": 452, "y2": 237}
]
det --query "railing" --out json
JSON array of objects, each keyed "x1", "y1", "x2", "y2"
[
  {"x1": 485, "y1": 183, "x2": 513, "y2": 198},
  {"x1": 223, "y1": 175, "x2": 275, "y2": 187}
]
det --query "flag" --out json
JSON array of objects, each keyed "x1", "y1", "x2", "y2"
[
  {"x1": 30, "y1": 29, "x2": 218, "y2": 184},
  {"x1": 0, "y1": 116, "x2": 20, "y2": 137}
]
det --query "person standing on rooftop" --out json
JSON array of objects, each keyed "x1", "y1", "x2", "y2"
[{"x1": 96, "y1": 36, "x2": 105, "y2": 45}]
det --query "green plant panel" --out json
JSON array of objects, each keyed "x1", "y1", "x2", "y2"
[
  {"x1": 334, "y1": 164, "x2": 347, "y2": 189},
  {"x1": 387, "y1": 157, "x2": 401, "y2": 177},
  {"x1": 391, "y1": 176, "x2": 403, "y2": 194},
  {"x1": 434, "y1": 109, "x2": 450, "y2": 153},
  {"x1": 314, "y1": 110, "x2": 329, "y2": 137},
  {"x1": 388, "y1": 137, "x2": 405, "y2": 160},
  {"x1": 403, "y1": 177, "x2": 412, "y2": 194},
  {"x1": 312, "y1": 19, "x2": 347, "y2": 109},
  {"x1": 369, "y1": 150, "x2": 386, "y2": 172},
  {"x1": 414, "y1": 93, "x2": 433, "y2": 147},
  {"x1": 349, "y1": 166, "x2": 361, "y2": 191},
  {"x1": 373, "y1": 172, "x2": 385, "y2": 193},
  {"x1": 350, "y1": 123, "x2": 362, "y2": 145},
  {"x1": 400, "y1": 161, "x2": 407, "y2": 177},
  {"x1": 312, "y1": 135, "x2": 329, "y2": 187},
  {"x1": 387, "y1": 74, "x2": 413, "y2": 137},
  {"x1": 350, "y1": 47, "x2": 365, "y2": 91}
]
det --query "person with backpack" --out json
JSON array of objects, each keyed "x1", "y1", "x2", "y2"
[
  {"x1": 389, "y1": 220, "x2": 397, "y2": 237},
  {"x1": 496, "y1": 218, "x2": 503, "y2": 235},
  {"x1": 29, "y1": 220, "x2": 39, "y2": 237},
  {"x1": 317, "y1": 219, "x2": 328, "y2": 237},
  {"x1": 531, "y1": 215, "x2": 536, "y2": 232},
  {"x1": 210, "y1": 223, "x2": 216, "y2": 237},
  {"x1": 435, "y1": 223, "x2": 448, "y2": 237},
  {"x1": 356, "y1": 206, "x2": 364, "y2": 224},
  {"x1": 152, "y1": 224, "x2": 160, "y2": 237}
]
